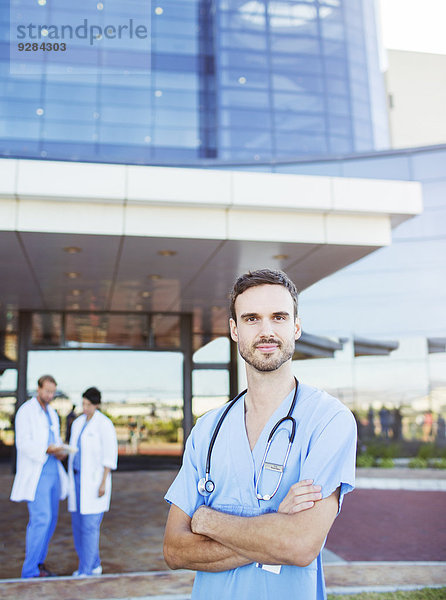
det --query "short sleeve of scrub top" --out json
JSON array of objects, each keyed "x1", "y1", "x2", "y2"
[
  {"x1": 299, "y1": 407, "x2": 357, "y2": 510},
  {"x1": 165, "y1": 420, "x2": 206, "y2": 518}
]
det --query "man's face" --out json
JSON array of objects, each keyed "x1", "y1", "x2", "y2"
[
  {"x1": 229, "y1": 284, "x2": 301, "y2": 373},
  {"x1": 37, "y1": 381, "x2": 56, "y2": 406}
]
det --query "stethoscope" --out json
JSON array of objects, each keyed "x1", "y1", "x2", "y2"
[{"x1": 197, "y1": 378, "x2": 299, "y2": 501}]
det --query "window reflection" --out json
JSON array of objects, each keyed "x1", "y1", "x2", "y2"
[
  {"x1": 1, "y1": 0, "x2": 389, "y2": 161},
  {"x1": 32, "y1": 313, "x2": 63, "y2": 347},
  {"x1": 65, "y1": 313, "x2": 148, "y2": 348}
]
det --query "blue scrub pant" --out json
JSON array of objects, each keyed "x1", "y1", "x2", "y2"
[
  {"x1": 71, "y1": 472, "x2": 103, "y2": 575},
  {"x1": 22, "y1": 458, "x2": 60, "y2": 578}
]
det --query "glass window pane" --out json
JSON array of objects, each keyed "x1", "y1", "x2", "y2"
[
  {"x1": 221, "y1": 69, "x2": 269, "y2": 89},
  {"x1": 329, "y1": 135, "x2": 353, "y2": 154},
  {"x1": 272, "y1": 73, "x2": 324, "y2": 94},
  {"x1": 220, "y1": 127, "x2": 272, "y2": 150},
  {"x1": 221, "y1": 88, "x2": 269, "y2": 109},
  {"x1": 151, "y1": 314, "x2": 181, "y2": 349},
  {"x1": 270, "y1": 34, "x2": 319, "y2": 54},
  {"x1": 220, "y1": 108, "x2": 272, "y2": 128},
  {"x1": 275, "y1": 131, "x2": 327, "y2": 153},
  {"x1": 0, "y1": 118, "x2": 41, "y2": 140},
  {"x1": 219, "y1": 30, "x2": 267, "y2": 51},
  {"x1": 31, "y1": 313, "x2": 62, "y2": 347},
  {"x1": 220, "y1": 49, "x2": 269, "y2": 69},
  {"x1": 274, "y1": 92, "x2": 324, "y2": 113},
  {"x1": 275, "y1": 112, "x2": 325, "y2": 132},
  {"x1": 193, "y1": 337, "x2": 230, "y2": 363},
  {"x1": 43, "y1": 122, "x2": 97, "y2": 143},
  {"x1": 326, "y1": 76, "x2": 349, "y2": 96},
  {"x1": 192, "y1": 369, "x2": 229, "y2": 417},
  {"x1": 65, "y1": 313, "x2": 149, "y2": 348},
  {"x1": 153, "y1": 128, "x2": 199, "y2": 148}
]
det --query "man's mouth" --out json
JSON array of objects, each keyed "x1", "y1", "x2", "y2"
[{"x1": 255, "y1": 341, "x2": 280, "y2": 353}]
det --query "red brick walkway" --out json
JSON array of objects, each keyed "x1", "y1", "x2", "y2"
[{"x1": 326, "y1": 488, "x2": 446, "y2": 561}]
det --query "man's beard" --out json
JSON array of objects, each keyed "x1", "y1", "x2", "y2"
[{"x1": 238, "y1": 337, "x2": 295, "y2": 372}]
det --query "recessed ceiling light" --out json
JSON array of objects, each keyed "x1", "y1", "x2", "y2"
[
  {"x1": 158, "y1": 250, "x2": 177, "y2": 257},
  {"x1": 63, "y1": 246, "x2": 82, "y2": 254},
  {"x1": 65, "y1": 272, "x2": 80, "y2": 279},
  {"x1": 140, "y1": 291, "x2": 151, "y2": 298},
  {"x1": 71, "y1": 289, "x2": 82, "y2": 296},
  {"x1": 70, "y1": 303, "x2": 80, "y2": 310},
  {"x1": 135, "y1": 304, "x2": 143, "y2": 311},
  {"x1": 148, "y1": 274, "x2": 162, "y2": 280},
  {"x1": 273, "y1": 254, "x2": 289, "y2": 260}
]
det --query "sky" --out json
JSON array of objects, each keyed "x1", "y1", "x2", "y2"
[{"x1": 379, "y1": 0, "x2": 446, "y2": 55}]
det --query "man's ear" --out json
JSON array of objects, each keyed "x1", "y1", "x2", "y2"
[
  {"x1": 229, "y1": 318, "x2": 238, "y2": 342},
  {"x1": 295, "y1": 317, "x2": 302, "y2": 341}
]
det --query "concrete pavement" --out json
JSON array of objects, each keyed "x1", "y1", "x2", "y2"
[{"x1": 0, "y1": 465, "x2": 445, "y2": 598}]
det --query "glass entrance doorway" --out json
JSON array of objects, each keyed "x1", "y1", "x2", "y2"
[{"x1": 27, "y1": 349, "x2": 184, "y2": 459}]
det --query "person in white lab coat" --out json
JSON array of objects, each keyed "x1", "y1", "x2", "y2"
[
  {"x1": 68, "y1": 387, "x2": 118, "y2": 576},
  {"x1": 10, "y1": 375, "x2": 68, "y2": 578}
]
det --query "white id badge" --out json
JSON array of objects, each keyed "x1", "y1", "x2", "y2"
[{"x1": 256, "y1": 563, "x2": 282, "y2": 574}]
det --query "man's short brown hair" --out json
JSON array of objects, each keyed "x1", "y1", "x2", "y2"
[
  {"x1": 37, "y1": 375, "x2": 57, "y2": 388},
  {"x1": 229, "y1": 269, "x2": 299, "y2": 322}
]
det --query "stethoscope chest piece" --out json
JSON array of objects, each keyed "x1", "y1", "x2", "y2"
[{"x1": 198, "y1": 477, "x2": 215, "y2": 496}]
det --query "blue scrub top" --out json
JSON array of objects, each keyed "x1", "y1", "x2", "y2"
[
  {"x1": 165, "y1": 383, "x2": 357, "y2": 600},
  {"x1": 72, "y1": 421, "x2": 88, "y2": 473},
  {"x1": 42, "y1": 406, "x2": 58, "y2": 475}
]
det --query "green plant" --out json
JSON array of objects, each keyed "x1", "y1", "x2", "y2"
[
  {"x1": 408, "y1": 457, "x2": 428, "y2": 468},
  {"x1": 356, "y1": 454, "x2": 375, "y2": 468},
  {"x1": 364, "y1": 441, "x2": 401, "y2": 459},
  {"x1": 418, "y1": 443, "x2": 437, "y2": 460},
  {"x1": 377, "y1": 457, "x2": 394, "y2": 468},
  {"x1": 430, "y1": 457, "x2": 446, "y2": 469}
]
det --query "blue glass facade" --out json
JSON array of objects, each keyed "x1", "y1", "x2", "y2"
[{"x1": 0, "y1": 0, "x2": 388, "y2": 164}]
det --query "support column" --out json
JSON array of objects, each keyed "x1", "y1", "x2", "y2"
[
  {"x1": 13, "y1": 311, "x2": 31, "y2": 472},
  {"x1": 181, "y1": 313, "x2": 194, "y2": 445},
  {"x1": 17, "y1": 311, "x2": 31, "y2": 410},
  {"x1": 229, "y1": 339, "x2": 238, "y2": 399}
]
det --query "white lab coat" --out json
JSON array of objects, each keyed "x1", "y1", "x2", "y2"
[
  {"x1": 10, "y1": 397, "x2": 68, "y2": 502},
  {"x1": 67, "y1": 410, "x2": 118, "y2": 515}
]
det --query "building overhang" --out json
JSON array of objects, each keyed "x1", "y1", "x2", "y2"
[
  {"x1": 353, "y1": 336, "x2": 400, "y2": 357},
  {"x1": 293, "y1": 331, "x2": 344, "y2": 360},
  {"x1": 0, "y1": 158, "x2": 422, "y2": 339}
]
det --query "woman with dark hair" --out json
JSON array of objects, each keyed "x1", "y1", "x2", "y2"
[{"x1": 67, "y1": 387, "x2": 117, "y2": 577}]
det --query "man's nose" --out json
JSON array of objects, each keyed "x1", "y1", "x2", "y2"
[{"x1": 259, "y1": 319, "x2": 274, "y2": 337}]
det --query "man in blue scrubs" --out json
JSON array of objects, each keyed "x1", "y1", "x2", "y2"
[
  {"x1": 11, "y1": 375, "x2": 68, "y2": 578},
  {"x1": 164, "y1": 269, "x2": 357, "y2": 600}
]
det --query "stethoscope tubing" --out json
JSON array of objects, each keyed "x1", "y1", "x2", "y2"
[
  {"x1": 204, "y1": 388, "x2": 247, "y2": 478},
  {"x1": 200, "y1": 378, "x2": 299, "y2": 498}
]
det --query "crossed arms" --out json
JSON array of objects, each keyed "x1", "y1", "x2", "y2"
[{"x1": 163, "y1": 481, "x2": 340, "y2": 572}]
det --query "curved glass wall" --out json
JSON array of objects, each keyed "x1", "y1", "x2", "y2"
[{"x1": 0, "y1": 0, "x2": 388, "y2": 164}]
